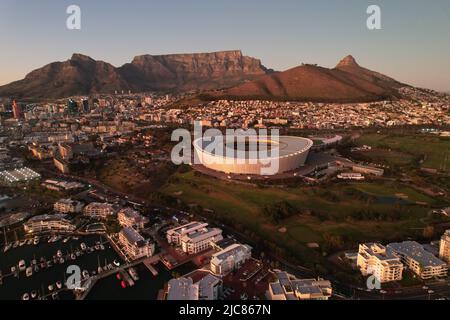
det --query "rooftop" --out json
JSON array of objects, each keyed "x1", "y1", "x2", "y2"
[
  {"x1": 387, "y1": 241, "x2": 447, "y2": 267},
  {"x1": 0, "y1": 167, "x2": 41, "y2": 183}
]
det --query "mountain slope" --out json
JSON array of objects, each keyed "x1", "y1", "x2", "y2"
[
  {"x1": 0, "y1": 51, "x2": 269, "y2": 99},
  {"x1": 204, "y1": 55, "x2": 405, "y2": 103},
  {"x1": 0, "y1": 54, "x2": 130, "y2": 99}
]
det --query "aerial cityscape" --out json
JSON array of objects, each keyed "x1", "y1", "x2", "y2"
[{"x1": 0, "y1": 0, "x2": 450, "y2": 310}]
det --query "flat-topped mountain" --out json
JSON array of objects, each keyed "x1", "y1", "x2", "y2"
[{"x1": 0, "y1": 51, "x2": 269, "y2": 98}]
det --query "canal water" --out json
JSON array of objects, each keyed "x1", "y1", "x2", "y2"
[{"x1": 0, "y1": 235, "x2": 197, "y2": 300}]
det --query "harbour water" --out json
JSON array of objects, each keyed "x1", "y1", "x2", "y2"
[
  {"x1": 86, "y1": 262, "x2": 197, "y2": 300},
  {"x1": 0, "y1": 235, "x2": 197, "y2": 300},
  {"x1": 0, "y1": 235, "x2": 122, "y2": 300}
]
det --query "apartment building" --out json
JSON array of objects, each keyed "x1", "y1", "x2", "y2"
[
  {"x1": 117, "y1": 207, "x2": 148, "y2": 230},
  {"x1": 117, "y1": 227, "x2": 155, "y2": 261},
  {"x1": 167, "y1": 273, "x2": 222, "y2": 300},
  {"x1": 266, "y1": 271, "x2": 332, "y2": 300},
  {"x1": 439, "y1": 230, "x2": 450, "y2": 264},
  {"x1": 357, "y1": 243, "x2": 403, "y2": 283},
  {"x1": 166, "y1": 221, "x2": 209, "y2": 245},
  {"x1": 84, "y1": 202, "x2": 115, "y2": 219},
  {"x1": 54, "y1": 198, "x2": 84, "y2": 214},
  {"x1": 387, "y1": 241, "x2": 448, "y2": 280},
  {"x1": 24, "y1": 214, "x2": 75, "y2": 234},
  {"x1": 180, "y1": 228, "x2": 223, "y2": 255},
  {"x1": 210, "y1": 243, "x2": 252, "y2": 276}
]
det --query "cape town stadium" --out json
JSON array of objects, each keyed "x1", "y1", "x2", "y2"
[{"x1": 193, "y1": 136, "x2": 313, "y2": 176}]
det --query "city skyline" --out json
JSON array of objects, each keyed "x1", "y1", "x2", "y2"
[{"x1": 1, "y1": 0, "x2": 450, "y2": 92}]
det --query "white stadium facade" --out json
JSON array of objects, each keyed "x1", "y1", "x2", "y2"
[{"x1": 193, "y1": 136, "x2": 313, "y2": 176}]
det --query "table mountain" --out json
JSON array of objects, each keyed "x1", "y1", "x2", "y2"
[{"x1": 0, "y1": 51, "x2": 269, "y2": 98}]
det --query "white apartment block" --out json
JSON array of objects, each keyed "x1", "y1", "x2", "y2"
[
  {"x1": 388, "y1": 241, "x2": 448, "y2": 280},
  {"x1": 84, "y1": 202, "x2": 115, "y2": 219},
  {"x1": 166, "y1": 221, "x2": 209, "y2": 245},
  {"x1": 180, "y1": 228, "x2": 223, "y2": 255},
  {"x1": 117, "y1": 207, "x2": 148, "y2": 230},
  {"x1": 266, "y1": 271, "x2": 332, "y2": 300},
  {"x1": 167, "y1": 273, "x2": 222, "y2": 300},
  {"x1": 118, "y1": 227, "x2": 155, "y2": 261},
  {"x1": 439, "y1": 230, "x2": 450, "y2": 264},
  {"x1": 357, "y1": 243, "x2": 403, "y2": 283},
  {"x1": 210, "y1": 244, "x2": 252, "y2": 276},
  {"x1": 24, "y1": 214, "x2": 75, "y2": 234},
  {"x1": 54, "y1": 198, "x2": 84, "y2": 214}
]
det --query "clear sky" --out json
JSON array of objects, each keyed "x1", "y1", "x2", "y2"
[{"x1": 1, "y1": 0, "x2": 449, "y2": 91}]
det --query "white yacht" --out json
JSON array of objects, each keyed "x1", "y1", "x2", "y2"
[
  {"x1": 82, "y1": 270, "x2": 90, "y2": 279},
  {"x1": 26, "y1": 267, "x2": 33, "y2": 277},
  {"x1": 128, "y1": 268, "x2": 139, "y2": 281},
  {"x1": 3, "y1": 243, "x2": 12, "y2": 253},
  {"x1": 18, "y1": 260, "x2": 26, "y2": 271}
]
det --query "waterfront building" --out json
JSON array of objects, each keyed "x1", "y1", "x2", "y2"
[
  {"x1": 84, "y1": 202, "x2": 115, "y2": 219},
  {"x1": 357, "y1": 243, "x2": 403, "y2": 283},
  {"x1": 180, "y1": 227, "x2": 223, "y2": 255},
  {"x1": 210, "y1": 243, "x2": 252, "y2": 276},
  {"x1": 387, "y1": 241, "x2": 448, "y2": 280},
  {"x1": 439, "y1": 230, "x2": 450, "y2": 264},
  {"x1": 117, "y1": 227, "x2": 155, "y2": 261},
  {"x1": 24, "y1": 214, "x2": 75, "y2": 234},
  {"x1": 166, "y1": 221, "x2": 209, "y2": 245},
  {"x1": 117, "y1": 207, "x2": 148, "y2": 230},
  {"x1": 266, "y1": 271, "x2": 332, "y2": 300},
  {"x1": 54, "y1": 198, "x2": 84, "y2": 214},
  {"x1": 167, "y1": 273, "x2": 222, "y2": 300}
]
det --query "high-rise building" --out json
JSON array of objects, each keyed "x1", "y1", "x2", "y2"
[
  {"x1": 439, "y1": 230, "x2": 450, "y2": 264},
  {"x1": 82, "y1": 99, "x2": 90, "y2": 113},
  {"x1": 67, "y1": 99, "x2": 79, "y2": 115},
  {"x1": 12, "y1": 100, "x2": 23, "y2": 119}
]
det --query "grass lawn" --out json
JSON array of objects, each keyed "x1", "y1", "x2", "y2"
[
  {"x1": 356, "y1": 133, "x2": 450, "y2": 172},
  {"x1": 161, "y1": 171, "x2": 440, "y2": 264}
]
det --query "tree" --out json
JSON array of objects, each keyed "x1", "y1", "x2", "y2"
[{"x1": 423, "y1": 225, "x2": 435, "y2": 239}]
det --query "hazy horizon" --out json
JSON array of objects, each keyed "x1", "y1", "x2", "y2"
[{"x1": 1, "y1": 0, "x2": 450, "y2": 92}]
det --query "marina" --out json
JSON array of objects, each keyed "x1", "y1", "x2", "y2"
[
  {"x1": 0, "y1": 234, "x2": 123, "y2": 300},
  {"x1": 0, "y1": 233, "x2": 197, "y2": 300}
]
